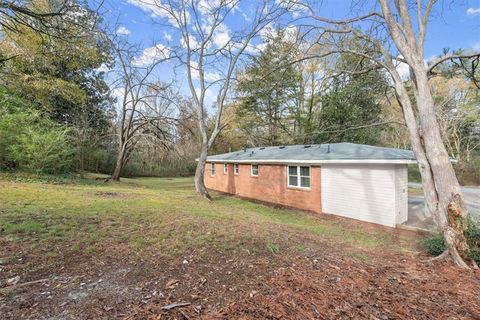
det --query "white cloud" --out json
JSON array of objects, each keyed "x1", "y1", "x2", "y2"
[
  {"x1": 195, "y1": 87, "x2": 217, "y2": 106},
  {"x1": 181, "y1": 35, "x2": 199, "y2": 49},
  {"x1": 132, "y1": 44, "x2": 170, "y2": 67},
  {"x1": 242, "y1": 12, "x2": 252, "y2": 22},
  {"x1": 127, "y1": 0, "x2": 188, "y2": 26},
  {"x1": 204, "y1": 72, "x2": 221, "y2": 82},
  {"x1": 467, "y1": 7, "x2": 480, "y2": 16},
  {"x1": 163, "y1": 32, "x2": 172, "y2": 41},
  {"x1": 276, "y1": 0, "x2": 309, "y2": 18},
  {"x1": 188, "y1": 61, "x2": 220, "y2": 82},
  {"x1": 197, "y1": 0, "x2": 238, "y2": 16},
  {"x1": 213, "y1": 30, "x2": 230, "y2": 48},
  {"x1": 95, "y1": 63, "x2": 111, "y2": 73},
  {"x1": 116, "y1": 26, "x2": 131, "y2": 35},
  {"x1": 396, "y1": 61, "x2": 410, "y2": 80}
]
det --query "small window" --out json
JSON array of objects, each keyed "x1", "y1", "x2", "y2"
[
  {"x1": 234, "y1": 163, "x2": 239, "y2": 175},
  {"x1": 251, "y1": 164, "x2": 259, "y2": 176},
  {"x1": 210, "y1": 162, "x2": 215, "y2": 175},
  {"x1": 223, "y1": 163, "x2": 228, "y2": 174},
  {"x1": 288, "y1": 165, "x2": 310, "y2": 188}
]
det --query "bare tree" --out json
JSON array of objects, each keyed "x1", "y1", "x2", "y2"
[
  {"x1": 138, "y1": 0, "x2": 293, "y2": 197},
  {"x1": 305, "y1": 0, "x2": 480, "y2": 267},
  {"x1": 432, "y1": 76, "x2": 480, "y2": 162},
  {"x1": 107, "y1": 37, "x2": 176, "y2": 181}
]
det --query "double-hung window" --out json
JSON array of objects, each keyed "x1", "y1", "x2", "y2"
[
  {"x1": 234, "y1": 163, "x2": 239, "y2": 175},
  {"x1": 251, "y1": 164, "x2": 259, "y2": 176},
  {"x1": 288, "y1": 166, "x2": 310, "y2": 188},
  {"x1": 223, "y1": 163, "x2": 228, "y2": 174},
  {"x1": 210, "y1": 162, "x2": 215, "y2": 175}
]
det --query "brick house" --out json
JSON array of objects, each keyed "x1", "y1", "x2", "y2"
[{"x1": 204, "y1": 143, "x2": 417, "y2": 228}]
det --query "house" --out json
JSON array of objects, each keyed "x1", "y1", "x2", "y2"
[{"x1": 204, "y1": 143, "x2": 417, "y2": 228}]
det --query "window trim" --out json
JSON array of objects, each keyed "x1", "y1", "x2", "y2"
[
  {"x1": 287, "y1": 165, "x2": 311, "y2": 189},
  {"x1": 223, "y1": 163, "x2": 228, "y2": 174},
  {"x1": 251, "y1": 164, "x2": 259, "y2": 177},
  {"x1": 234, "y1": 163, "x2": 239, "y2": 175},
  {"x1": 210, "y1": 162, "x2": 215, "y2": 176}
]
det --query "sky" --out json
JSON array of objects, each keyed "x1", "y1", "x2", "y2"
[{"x1": 97, "y1": 0, "x2": 480, "y2": 106}]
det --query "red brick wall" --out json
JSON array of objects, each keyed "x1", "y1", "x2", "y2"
[{"x1": 204, "y1": 162, "x2": 321, "y2": 213}]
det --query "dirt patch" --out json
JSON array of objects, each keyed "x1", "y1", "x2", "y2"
[{"x1": 89, "y1": 191, "x2": 129, "y2": 198}]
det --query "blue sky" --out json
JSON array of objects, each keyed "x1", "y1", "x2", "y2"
[
  {"x1": 98, "y1": 0, "x2": 480, "y2": 106},
  {"x1": 107, "y1": 0, "x2": 480, "y2": 54}
]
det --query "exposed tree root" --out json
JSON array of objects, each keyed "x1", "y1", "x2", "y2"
[
  {"x1": 425, "y1": 247, "x2": 470, "y2": 269},
  {"x1": 449, "y1": 246, "x2": 470, "y2": 269},
  {"x1": 426, "y1": 249, "x2": 450, "y2": 262},
  {"x1": 472, "y1": 259, "x2": 479, "y2": 270}
]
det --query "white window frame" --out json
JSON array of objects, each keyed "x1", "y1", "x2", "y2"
[
  {"x1": 223, "y1": 163, "x2": 228, "y2": 174},
  {"x1": 234, "y1": 163, "x2": 239, "y2": 175},
  {"x1": 287, "y1": 165, "x2": 311, "y2": 189},
  {"x1": 251, "y1": 164, "x2": 259, "y2": 177},
  {"x1": 210, "y1": 162, "x2": 215, "y2": 176}
]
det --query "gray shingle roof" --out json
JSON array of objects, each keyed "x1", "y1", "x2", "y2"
[{"x1": 206, "y1": 143, "x2": 416, "y2": 164}]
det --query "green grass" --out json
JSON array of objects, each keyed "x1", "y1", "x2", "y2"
[{"x1": 0, "y1": 175, "x2": 413, "y2": 259}]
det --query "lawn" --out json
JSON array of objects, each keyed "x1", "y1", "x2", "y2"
[{"x1": 0, "y1": 174, "x2": 479, "y2": 319}]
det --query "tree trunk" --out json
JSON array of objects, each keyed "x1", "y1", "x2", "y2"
[
  {"x1": 194, "y1": 142, "x2": 210, "y2": 199},
  {"x1": 412, "y1": 63, "x2": 470, "y2": 267},
  {"x1": 393, "y1": 81, "x2": 440, "y2": 226},
  {"x1": 110, "y1": 144, "x2": 127, "y2": 182}
]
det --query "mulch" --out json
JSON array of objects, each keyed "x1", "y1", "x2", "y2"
[
  {"x1": 125, "y1": 251, "x2": 480, "y2": 320},
  {"x1": 1, "y1": 234, "x2": 479, "y2": 319}
]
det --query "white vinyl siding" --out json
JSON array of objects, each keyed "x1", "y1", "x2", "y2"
[
  {"x1": 251, "y1": 164, "x2": 259, "y2": 176},
  {"x1": 321, "y1": 164, "x2": 402, "y2": 227},
  {"x1": 288, "y1": 166, "x2": 310, "y2": 188},
  {"x1": 394, "y1": 165, "x2": 408, "y2": 224}
]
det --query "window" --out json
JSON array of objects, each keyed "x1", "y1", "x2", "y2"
[
  {"x1": 251, "y1": 164, "x2": 259, "y2": 176},
  {"x1": 234, "y1": 163, "x2": 239, "y2": 175},
  {"x1": 223, "y1": 163, "x2": 228, "y2": 174},
  {"x1": 210, "y1": 162, "x2": 215, "y2": 175},
  {"x1": 288, "y1": 166, "x2": 310, "y2": 188}
]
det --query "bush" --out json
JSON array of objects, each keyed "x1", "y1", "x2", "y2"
[
  {"x1": 466, "y1": 219, "x2": 480, "y2": 266},
  {"x1": 10, "y1": 127, "x2": 73, "y2": 174},
  {"x1": 422, "y1": 219, "x2": 480, "y2": 265},
  {"x1": 421, "y1": 235, "x2": 447, "y2": 256},
  {"x1": 0, "y1": 90, "x2": 74, "y2": 174}
]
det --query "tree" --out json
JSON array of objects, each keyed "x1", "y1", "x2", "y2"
[
  {"x1": 0, "y1": 0, "x2": 112, "y2": 125},
  {"x1": 308, "y1": 0, "x2": 480, "y2": 267},
  {"x1": 140, "y1": 0, "x2": 292, "y2": 197},
  {"x1": 0, "y1": 0, "x2": 113, "y2": 174},
  {"x1": 314, "y1": 46, "x2": 389, "y2": 145},
  {"x1": 0, "y1": 0, "x2": 68, "y2": 44},
  {"x1": 107, "y1": 37, "x2": 176, "y2": 181},
  {"x1": 235, "y1": 29, "x2": 303, "y2": 146}
]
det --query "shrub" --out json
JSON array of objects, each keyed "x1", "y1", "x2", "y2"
[
  {"x1": 0, "y1": 90, "x2": 74, "y2": 174},
  {"x1": 422, "y1": 218, "x2": 480, "y2": 266},
  {"x1": 421, "y1": 235, "x2": 446, "y2": 256},
  {"x1": 10, "y1": 127, "x2": 74, "y2": 174},
  {"x1": 466, "y1": 219, "x2": 480, "y2": 266}
]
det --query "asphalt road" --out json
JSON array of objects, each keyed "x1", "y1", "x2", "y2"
[{"x1": 408, "y1": 182, "x2": 480, "y2": 218}]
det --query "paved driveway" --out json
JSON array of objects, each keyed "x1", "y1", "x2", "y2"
[{"x1": 407, "y1": 183, "x2": 480, "y2": 231}]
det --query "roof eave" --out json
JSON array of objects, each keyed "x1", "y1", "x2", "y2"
[{"x1": 204, "y1": 159, "x2": 419, "y2": 165}]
